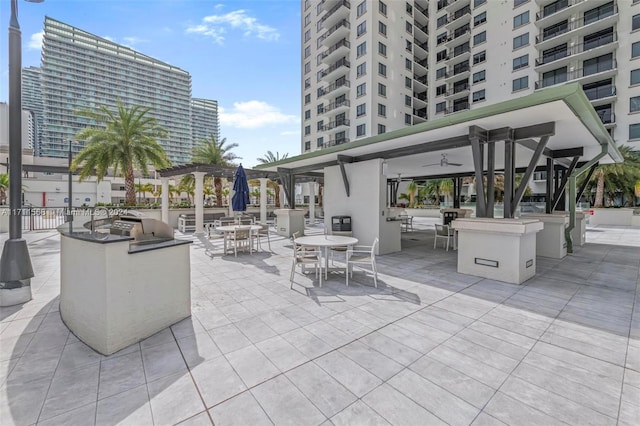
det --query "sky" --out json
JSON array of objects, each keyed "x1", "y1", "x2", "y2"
[{"x1": 0, "y1": 0, "x2": 302, "y2": 168}]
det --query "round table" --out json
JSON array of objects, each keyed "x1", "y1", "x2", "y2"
[
  {"x1": 216, "y1": 225, "x2": 262, "y2": 254},
  {"x1": 295, "y1": 235, "x2": 358, "y2": 279}
]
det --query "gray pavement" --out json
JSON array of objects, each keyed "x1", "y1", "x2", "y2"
[{"x1": 0, "y1": 219, "x2": 638, "y2": 425}]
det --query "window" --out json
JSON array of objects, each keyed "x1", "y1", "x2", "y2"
[
  {"x1": 305, "y1": 93, "x2": 311, "y2": 104},
  {"x1": 357, "y1": 1, "x2": 366, "y2": 17},
  {"x1": 304, "y1": 62, "x2": 310, "y2": 74},
  {"x1": 317, "y1": 87, "x2": 324, "y2": 98},
  {"x1": 406, "y1": 21, "x2": 413, "y2": 34},
  {"x1": 405, "y1": 77, "x2": 412, "y2": 89},
  {"x1": 378, "y1": 124, "x2": 386, "y2": 134},
  {"x1": 353, "y1": 21, "x2": 366, "y2": 37},
  {"x1": 356, "y1": 124, "x2": 366, "y2": 136},
  {"x1": 473, "y1": 70, "x2": 486, "y2": 83},
  {"x1": 378, "y1": 103, "x2": 386, "y2": 116},
  {"x1": 304, "y1": 110, "x2": 311, "y2": 120},
  {"x1": 436, "y1": 102, "x2": 446, "y2": 113},
  {"x1": 473, "y1": 51, "x2": 486, "y2": 64},
  {"x1": 473, "y1": 89, "x2": 486, "y2": 102},
  {"x1": 305, "y1": 78, "x2": 311, "y2": 89},
  {"x1": 304, "y1": 30, "x2": 311, "y2": 42},
  {"x1": 584, "y1": 28, "x2": 613, "y2": 51},
  {"x1": 357, "y1": 62, "x2": 366, "y2": 77},
  {"x1": 513, "y1": 54, "x2": 529, "y2": 70},
  {"x1": 405, "y1": 114, "x2": 412, "y2": 124},
  {"x1": 474, "y1": 31, "x2": 486, "y2": 45},
  {"x1": 543, "y1": 21, "x2": 567, "y2": 41},
  {"x1": 405, "y1": 58, "x2": 412, "y2": 70},
  {"x1": 304, "y1": 14, "x2": 310, "y2": 26},
  {"x1": 514, "y1": 0, "x2": 529, "y2": 7},
  {"x1": 631, "y1": 96, "x2": 640, "y2": 113},
  {"x1": 406, "y1": 40, "x2": 413, "y2": 51},
  {"x1": 405, "y1": 95, "x2": 412, "y2": 107},
  {"x1": 437, "y1": 50, "x2": 448, "y2": 62},
  {"x1": 436, "y1": 67, "x2": 447, "y2": 79},
  {"x1": 474, "y1": 12, "x2": 487, "y2": 26},
  {"x1": 406, "y1": 2, "x2": 413, "y2": 15},
  {"x1": 316, "y1": 137, "x2": 324, "y2": 148},
  {"x1": 583, "y1": 53, "x2": 613, "y2": 76},
  {"x1": 437, "y1": 32, "x2": 448, "y2": 45},
  {"x1": 304, "y1": 141, "x2": 311, "y2": 151},
  {"x1": 378, "y1": 83, "x2": 386, "y2": 96},
  {"x1": 436, "y1": 85, "x2": 447, "y2": 96},
  {"x1": 357, "y1": 42, "x2": 367, "y2": 57},
  {"x1": 542, "y1": 67, "x2": 567, "y2": 87},
  {"x1": 512, "y1": 76, "x2": 528, "y2": 91},
  {"x1": 317, "y1": 104, "x2": 324, "y2": 114},
  {"x1": 378, "y1": 42, "x2": 387, "y2": 56},
  {"x1": 379, "y1": 1, "x2": 387, "y2": 16},
  {"x1": 378, "y1": 62, "x2": 387, "y2": 76},
  {"x1": 513, "y1": 11, "x2": 529, "y2": 28},
  {"x1": 630, "y1": 124, "x2": 640, "y2": 139},
  {"x1": 357, "y1": 83, "x2": 366, "y2": 97},
  {"x1": 584, "y1": 2, "x2": 614, "y2": 25},
  {"x1": 304, "y1": 46, "x2": 311, "y2": 58},
  {"x1": 632, "y1": 69, "x2": 640, "y2": 85},
  {"x1": 474, "y1": 0, "x2": 487, "y2": 6},
  {"x1": 437, "y1": 0, "x2": 447, "y2": 10},
  {"x1": 317, "y1": 120, "x2": 323, "y2": 131},
  {"x1": 304, "y1": 125, "x2": 311, "y2": 135},
  {"x1": 634, "y1": 14, "x2": 640, "y2": 31},
  {"x1": 513, "y1": 33, "x2": 529, "y2": 49},
  {"x1": 633, "y1": 42, "x2": 640, "y2": 59},
  {"x1": 356, "y1": 103, "x2": 366, "y2": 117},
  {"x1": 437, "y1": 15, "x2": 448, "y2": 28},
  {"x1": 379, "y1": 21, "x2": 387, "y2": 35}
]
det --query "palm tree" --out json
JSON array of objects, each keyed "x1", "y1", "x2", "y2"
[
  {"x1": 221, "y1": 188, "x2": 230, "y2": 206},
  {"x1": 257, "y1": 151, "x2": 289, "y2": 207},
  {"x1": 251, "y1": 188, "x2": 261, "y2": 205},
  {"x1": 178, "y1": 175, "x2": 195, "y2": 204},
  {"x1": 407, "y1": 181, "x2": 418, "y2": 207},
  {"x1": 423, "y1": 179, "x2": 453, "y2": 206},
  {"x1": 584, "y1": 146, "x2": 640, "y2": 207},
  {"x1": 192, "y1": 135, "x2": 240, "y2": 207},
  {"x1": 72, "y1": 101, "x2": 171, "y2": 205},
  {"x1": 0, "y1": 173, "x2": 8, "y2": 205},
  {"x1": 134, "y1": 182, "x2": 154, "y2": 203}
]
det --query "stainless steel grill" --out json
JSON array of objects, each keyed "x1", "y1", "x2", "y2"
[{"x1": 110, "y1": 216, "x2": 174, "y2": 245}]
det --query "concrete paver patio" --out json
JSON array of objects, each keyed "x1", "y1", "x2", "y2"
[{"x1": 0, "y1": 219, "x2": 638, "y2": 425}]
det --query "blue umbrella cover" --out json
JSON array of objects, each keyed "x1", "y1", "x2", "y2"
[{"x1": 231, "y1": 164, "x2": 251, "y2": 212}]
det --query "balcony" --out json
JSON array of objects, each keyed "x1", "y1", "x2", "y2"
[
  {"x1": 320, "y1": 137, "x2": 350, "y2": 149},
  {"x1": 445, "y1": 82, "x2": 470, "y2": 99},
  {"x1": 535, "y1": 60, "x2": 617, "y2": 89},
  {"x1": 414, "y1": 3, "x2": 429, "y2": 25},
  {"x1": 320, "y1": 118, "x2": 350, "y2": 132},
  {"x1": 445, "y1": 0, "x2": 470, "y2": 13},
  {"x1": 584, "y1": 82, "x2": 616, "y2": 106},
  {"x1": 414, "y1": 74, "x2": 428, "y2": 90},
  {"x1": 535, "y1": 33, "x2": 617, "y2": 71},
  {"x1": 320, "y1": 79, "x2": 350, "y2": 98},
  {"x1": 535, "y1": 0, "x2": 592, "y2": 27},
  {"x1": 320, "y1": 57, "x2": 350, "y2": 80},
  {"x1": 414, "y1": 23, "x2": 429, "y2": 43},
  {"x1": 320, "y1": 38, "x2": 350, "y2": 64},
  {"x1": 445, "y1": 6, "x2": 471, "y2": 30},
  {"x1": 449, "y1": 44, "x2": 471, "y2": 62},
  {"x1": 445, "y1": 62, "x2": 470, "y2": 82},
  {"x1": 445, "y1": 25, "x2": 471, "y2": 47},
  {"x1": 413, "y1": 91, "x2": 428, "y2": 107},
  {"x1": 320, "y1": 20, "x2": 350, "y2": 47},
  {"x1": 321, "y1": 0, "x2": 350, "y2": 29},
  {"x1": 414, "y1": 57, "x2": 428, "y2": 77},
  {"x1": 535, "y1": 6, "x2": 618, "y2": 48},
  {"x1": 320, "y1": 98, "x2": 350, "y2": 115},
  {"x1": 414, "y1": 41, "x2": 429, "y2": 60}
]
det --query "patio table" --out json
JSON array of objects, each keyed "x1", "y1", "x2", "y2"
[
  {"x1": 217, "y1": 225, "x2": 262, "y2": 254},
  {"x1": 295, "y1": 235, "x2": 358, "y2": 279}
]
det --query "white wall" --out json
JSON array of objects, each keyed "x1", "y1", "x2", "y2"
[{"x1": 324, "y1": 158, "x2": 400, "y2": 254}]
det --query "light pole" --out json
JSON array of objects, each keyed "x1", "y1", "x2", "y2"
[
  {"x1": 68, "y1": 139, "x2": 73, "y2": 232},
  {"x1": 0, "y1": 0, "x2": 44, "y2": 306}
]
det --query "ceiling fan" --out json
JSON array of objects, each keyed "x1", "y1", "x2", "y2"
[{"x1": 422, "y1": 154, "x2": 462, "y2": 168}]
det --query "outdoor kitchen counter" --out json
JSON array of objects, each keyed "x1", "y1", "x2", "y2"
[{"x1": 58, "y1": 230, "x2": 192, "y2": 355}]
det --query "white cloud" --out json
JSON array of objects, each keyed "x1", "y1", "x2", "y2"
[
  {"x1": 186, "y1": 9, "x2": 279, "y2": 44},
  {"x1": 280, "y1": 130, "x2": 300, "y2": 136},
  {"x1": 220, "y1": 101, "x2": 298, "y2": 129},
  {"x1": 122, "y1": 37, "x2": 147, "y2": 46},
  {"x1": 27, "y1": 31, "x2": 43, "y2": 50}
]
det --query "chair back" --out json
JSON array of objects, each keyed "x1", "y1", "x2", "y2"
[
  {"x1": 435, "y1": 224, "x2": 450, "y2": 236},
  {"x1": 234, "y1": 226, "x2": 251, "y2": 240},
  {"x1": 371, "y1": 238, "x2": 379, "y2": 257}
]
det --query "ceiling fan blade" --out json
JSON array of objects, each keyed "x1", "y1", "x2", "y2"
[
  {"x1": 421, "y1": 163, "x2": 440, "y2": 167},
  {"x1": 449, "y1": 162, "x2": 463, "y2": 166}
]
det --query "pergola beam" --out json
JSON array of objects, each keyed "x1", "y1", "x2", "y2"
[
  {"x1": 337, "y1": 155, "x2": 354, "y2": 197},
  {"x1": 551, "y1": 156, "x2": 580, "y2": 211}
]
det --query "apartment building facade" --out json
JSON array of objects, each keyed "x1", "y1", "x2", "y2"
[
  {"x1": 302, "y1": 0, "x2": 640, "y2": 157},
  {"x1": 38, "y1": 17, "x2": 193, "y2": 164},
  {"x1": 191, "y1": 98, "x2": 221, "y2": 145}
]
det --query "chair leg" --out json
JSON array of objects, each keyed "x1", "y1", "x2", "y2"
[{"x1": 372, "y1": 261, "x2": 378, "y2": 288}]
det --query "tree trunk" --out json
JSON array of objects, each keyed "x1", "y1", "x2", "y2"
[
  {"x1": 274, "y1": 184, "x2": 281, "y2": 207},
  {"x1": 125, "y1": 166, "x2": 136, "y2": 205},
  {"x1": 594, "y1": 171, "x2": 605, "y2": 208},
  {"x1": 214, "y1": 177, "x2": 223, "y2": 207},
  {"x1": 318, "y1": 185, "x2": 323, "y2": 208}
]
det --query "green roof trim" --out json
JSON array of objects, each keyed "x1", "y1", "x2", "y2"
[{"x1": 255, "y1": 83, "x2": 622, "y2": 170}]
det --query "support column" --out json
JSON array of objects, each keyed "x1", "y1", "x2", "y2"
[
  {"x1": 161, "y1": 177, "x2": 169, "y2": 225},
  {"x1": 504, "y1": 139, "x2": 515, "y2": 218},
  {"x1": 470, "y1": 132, "x2": 486, "y2": 217},
  {"x1": 308, "y1": 182, "x2": 316, "y2": 223},
  {"x1": 567, "y1": 175, "x2": 577, "y2": 254},
  {"x1": 228, "y1": 180, "x2": 234, "y2": 216},
  {"x1": 486, "y1": 142, "x2": 496, "y2": 218},
  {"x1": 545, "y1": 158, "x2": 554, "y2": 214},
  {"x1": 193, "y1": 172, "x2": 205, "y2": 236},
  {"x1": 259, "y1": 178, "x2": 267, "y2": 223},
  {"x1": 279, "y1": 186, "x2": 286, "y2": 208}
]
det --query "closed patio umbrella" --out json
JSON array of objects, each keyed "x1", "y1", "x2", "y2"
[{"x1": 231, "y1": 164, "x2": 250, "y2": 213}]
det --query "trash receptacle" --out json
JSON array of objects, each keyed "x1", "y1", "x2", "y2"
[
  {"x1": 443, "y1": 211, "x2": 458, "y2": 226},
  {"x1": 332, "y1": 216, "x2": 351, "y2": 232}
]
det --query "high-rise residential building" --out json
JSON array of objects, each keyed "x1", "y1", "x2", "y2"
[
  {"x1": 0, "y1": 103, "x2": 34, "y2": 150},
  {"x1": 302, "y1": 0, "x2": 640, "y2": 155},
  {"x1": 22, "y1": 66, "x2": 44, "y2": 155},
  {"x1": 191, "y1": 98, "x2": 220, "y2": 145},
  {"x1": 39, "y1": 17, "x2": 193, "y2": 164}
]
